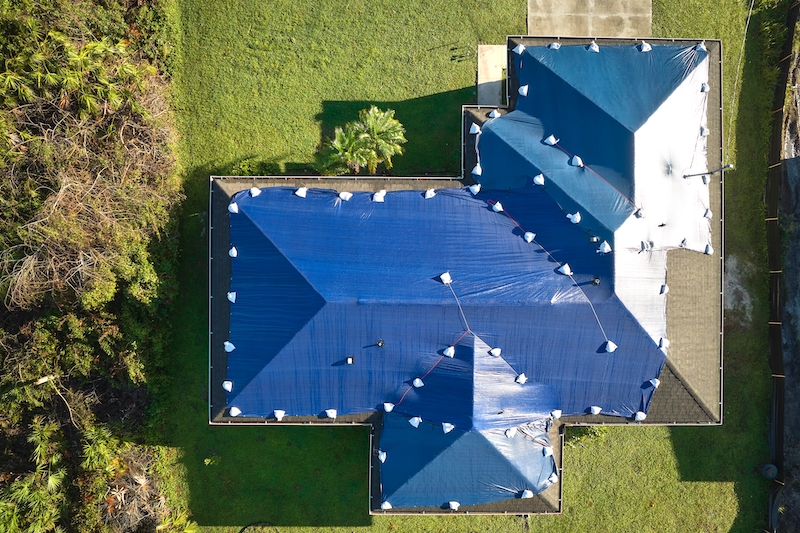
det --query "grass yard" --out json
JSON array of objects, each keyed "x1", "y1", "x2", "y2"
[{"x1": 159, "y1": 0, "x2": 785, "y2": 531}]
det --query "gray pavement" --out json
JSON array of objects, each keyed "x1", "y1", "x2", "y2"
[{"x1": 527, "y1": 0, "x2": 652, "y2": 37}]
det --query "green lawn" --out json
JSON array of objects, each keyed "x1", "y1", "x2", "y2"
[{"x1": 160, "y1": 0, "x2": 783, "y2": 531}]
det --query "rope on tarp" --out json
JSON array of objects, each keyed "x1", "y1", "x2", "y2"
[
  {"x1": 547, "y1": 141, "x2": 638, "y2": 209},
  {"x1": 488, "y1": 199, "x2": 609, "y2": 343},
  {"x1": 395, "y1": 281, "x2": 476, "y2": 408}
]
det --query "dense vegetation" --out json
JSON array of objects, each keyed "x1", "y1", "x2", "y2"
[{"x1": 0, "y1": 1, "x2": 187, "y2": 531}]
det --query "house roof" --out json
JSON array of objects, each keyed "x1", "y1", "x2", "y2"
[{"x1": 208, "y1": 36, "x2": 723, "y2": 515}]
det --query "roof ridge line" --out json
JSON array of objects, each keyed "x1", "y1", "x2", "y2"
[{"x1": 517, "y1": 49, "x2": 636, "y2": 136}]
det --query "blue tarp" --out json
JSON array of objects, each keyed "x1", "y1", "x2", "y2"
[
  {"x1": 475, "y1": 43, "x2": 708, "y2": 230},
  {"x1": 226, "y1": 186, "x2": 664, "y2": 423},
  {"x1": 379, "y1": 412, "x2": 556, "y2": 508}
]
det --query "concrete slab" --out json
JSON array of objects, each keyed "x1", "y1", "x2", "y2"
[
  {"x1": 528, "y1": 0, "x2": 651, "y2": 38},
  {"x1": 477, "y1": 45, "x2": 507, "y2": 106}
]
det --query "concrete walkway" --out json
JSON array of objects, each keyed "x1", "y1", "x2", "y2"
[
  {"x1": 477, "y1": 45, "x2": 507, "y2": 106},
  {"x1": 527, "y1": 0, "x2": 651, "y2": 38}
]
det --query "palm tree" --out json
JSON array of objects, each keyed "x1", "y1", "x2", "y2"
[
  {"x1": 354, "y1": 106, "x2": 407, "y2": 174},
  {"x1": 324, "y1": 124, "x2": 370, "y2": 174}
]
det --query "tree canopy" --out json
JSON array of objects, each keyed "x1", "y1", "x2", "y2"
[{"x1": 322, "y1": 106, "x2": 407, "y2": 175}]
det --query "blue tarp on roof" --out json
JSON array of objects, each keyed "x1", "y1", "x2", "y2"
[
  {"x1": 226, "y1": 186, "x2": 664, "y2": 425},
  {"x1": 379, "y1": 412, "x2": 556, "y2": 508},
  {"x1": 475, "y1": 43, "x2": 708, "y2": 229}
]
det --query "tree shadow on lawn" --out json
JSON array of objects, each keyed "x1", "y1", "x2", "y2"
[
  {"x1": 159, "y1": 162, "x2": 371, "y2": 527},
  {"x1": 669, "y1": 322, "x2": 771, "y2": 532},
  {"x1": 670, "y1": 4, "x2": 786, "y2": 529},
  {"x1": 315, "y1": 86, "x2": 476, "y2": 176}
]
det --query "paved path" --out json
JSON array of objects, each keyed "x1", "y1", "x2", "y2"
[{"x1": 527, "y1": 0, "x2": 651, "y2": 38}]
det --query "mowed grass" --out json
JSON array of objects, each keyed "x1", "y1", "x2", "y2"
[{"x1": 162, "y1": 0, "x2": 781, "y2": 531}]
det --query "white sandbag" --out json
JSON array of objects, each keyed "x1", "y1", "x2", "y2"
[
  {"x1": 492, "y1": 202, "x2": 504, "y2": 213},
  {"x1": 659, "y1": 338, "x2": 670, "y2": 348},
  {"x1": 412, "y1": 378, "x2": 424, "y2": 388},
  {"x1": 468, "y1": 183, "x2": 481, "y2": 195},
  {"x1": 325, "y1": 409, "x2": 337, "y2": 419},
  {"x1": 489, "y1": 109, "x2": 501, "y2": 118},
  {"x1": 505, "y1": 427, "x2": 517, "y2": 438},
  {"x1": 443, "y1": 346, "x2": 455, "y2": 357},
  {"x1": 224, "y1": 341, "x2": 236, "y2": 353},
  {"x1": 381, "y1": 501, "x2": 392, "y2": 510},
  {"x1": 604, "y1": 340, "x2": 618, "y2": 353},
  {"x1": 551, "y1": 409, "x2": 562, "y2": 419},
  {"x1": 294, "y1": 187, "x2": 308, "y2": 198},
  {"x1": 442, "y1": 422, "x2": 455, "y2": 434},
  {"x1": 567, "y1": 212, "x2": 581, "y2": 224},
  {"x1": 383, "y1": 402, "x2": 395, "y2": 413},
  {"x1": 557, "y1": 263, "x2": 573, "y2": 276},
  {"x1": 518, "y1": 84, "x2": 529, "y2": 97},
  {"x1": 338, "y1": 191, "x2": 353, "y2": 201},
  {"x1": 273, "y1": 409, "x2": 286, "y2": 421},
  {"x1": 649, "y1": 378, "x2": 661, "y2": 388},
  {"x1": 228, "y1": 202, "x2": 239, "y2": 214},
  {"x1": 489, "y1": 347, "x2": 502, "y2": 357},
  {"x1": 597, "y1": 241, "x2": 612, "y2": 254},
  {"x1": 515, "y1": 373, "x2": 528, "y2": 384},
  {"x1": 472, "y1": 163, "x2": 483, "y2": 176},
  {"x1": 548, "y1": 472, "x2": 559, "y2": 484},
  {"x1": 521, "y1": 489, "x2": 534, "y2": 499},
  {"x1": 249, "y1": 187, "x2": 261, "y2": 197},
  {"x1": 228, "y1": 246, "x2": 238, "y2": 258},
  {"x1": 548, "y1": 42, "x2": 561, "y2": 50},
  {"x1": 588, "y1": 40, "x2": 600, "y2": 53},
  {"x1": 570, "y1": 155, "x2": 584, "y2": 167},
  {"x1": 634, "y1": 411, "x2": 647, "y2": 421},
  {"x1": 701, "y1": 82, "x2": 710, "y2": 93},
  {"x1": 512, "y1": 43, "x2": 526, "y2": 55},
  {"x1": 590, "y1": 405, "x2": 602, "y2": 415},
  {"x1": 408, "y1": 416, "x2": 422, "y2": 428},
  {"x1": 640, "y1": 41, "x2": 652, "y2": 52},
  {"x1": 222, "y1": 380, "x2": 233, "y2": 392},
  {"x1": 424, "y1": 188, "x2": 436, "y2": 199},
  {"x1": 704, "y1": 209, "x2": 713, "y2": 219},
  {"x1": 229, "y1": 406, "x2": 241, "y2": 417},
  {"x1": 705, "y1": 244, "x2": 714, "y2": 255},
  {"x1": 524, "y1": 232, "x2": 536, "y2": 243},
  {"x1": 448, "y1": 501, "x2": 460, "y2": 511},
  {"x1": 372, "y1": 189, "x2": 386, "y2": 203},
  {"x1": 660, "y1": 284, "x2": 669, "y2": 295},
  {"x1": 543, "y1": 446, "x2": 554, "y2": 457},
  {"x1": 469, "y1": 123, "x2": 481, "y2": 134},
  {"x1": 696, "y1": 41, "x2": 707, "y2": 51},
  {"x1": 227, "y1": 291, "x2": 237, "y2": 303},
  {"x1": 378, "y1": 450, "x2": 387, "y2": 463},
  {"x1": 533, "y1": 173, "x2": 545, "y2": 185},
  {"x1": 440, "y1": 271, "x2": 452, "y2": 285},
  {"x1": 543, "y1": 134, "x2": 559, "y2": 146}
]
